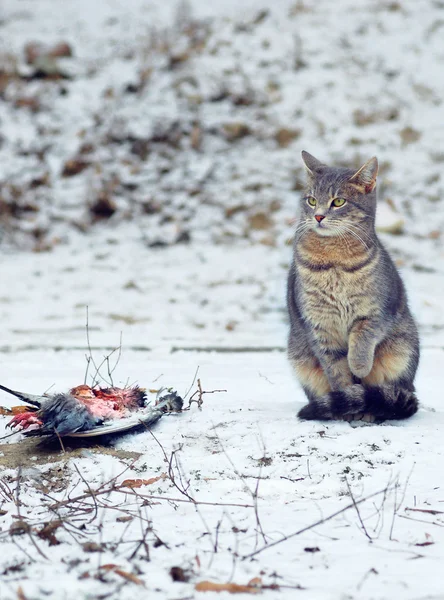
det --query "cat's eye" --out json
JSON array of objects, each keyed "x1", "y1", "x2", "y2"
[
  {"x1": 332, "y1": 198, "x2": 346, "y2": 207},
  {"x1": 306, "y1": 196, "x2": 317, "y2": 207}
]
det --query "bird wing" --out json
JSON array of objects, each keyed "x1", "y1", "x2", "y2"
[
  {"x1": 0, "y1": 384, "x2": 47, "y2": 407},
  {"x1": 64, "y1": 394, "x2": 183, "y2": 438},
  {"x1": 65, "y1": 410, "x2": 164, "y2": 438}
]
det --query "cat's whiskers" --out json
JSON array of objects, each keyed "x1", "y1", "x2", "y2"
[
  {"x1": 336, "y1": 223, "x2": 370, "y2": 252},
  {"x1": 337, "y1": 219, "x2": 375, "y2": 246},
  {"x1": 330, "y1": 224, "x2": 354, "y2": 253},
  {"x1": 294, "y1": 220, "x2": 311, "y2": 239},
  {"x1": 335, "y1": 226, "x2": 353, "y2": 253},
  {"x1": 345, "y1": 221, "x2": 374, "y2": 243},
  {"x1": 328, "y1": 220, "x2": 358, "y2": 251}
]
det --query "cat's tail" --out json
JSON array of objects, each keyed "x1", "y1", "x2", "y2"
[{"x1": 298, "y1": 384, "x2": 418, "y2": 421}]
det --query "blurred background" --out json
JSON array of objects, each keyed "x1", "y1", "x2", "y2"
[{"x1": 0, "y1": 0, "x2": 443, "y2": 351}]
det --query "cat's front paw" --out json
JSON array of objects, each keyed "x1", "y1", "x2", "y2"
[
  {"x1": 298, "y1": 402, "x2": 322, "y2": 420},
  {"x1": 348, "y1": 354, "x2": 373, "y2": 378}
]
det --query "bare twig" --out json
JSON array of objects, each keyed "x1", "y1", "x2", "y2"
[
  {"x1": 84, "y1": 306, "x2": 123, "y2": 387},
  {"x1": 242, "y1": 484, "x2": 397, "y2": 560},
  {"x1": 50, "y1": 486, "x2": 254, "y2": 511},
  {"x1": 405, "y1": 507, "x2": 444, "y2": 516},
  {"x1": 399, "y1": 514, "x2": 444, "y2": 528},
  {"x1": 390, "y1": 466, "x2": 414, "y2": 541},
  {"x1": 108, "y1": 331, "x2": 123, "y2": 385},
  {"x1": 73, "y1": 463, "x2": 98, "y2": 523},
  {"x1": 85, "y1": 306, "x2": 101, "y2": 385},
  {"x1": 185, "y1": 378, "x2": 227, "y2": 410},
  {"x1": 182, "y1": 365, "x2": 199, "y2": 400},
  {"x1": 54, "y1": 429, "x2": 66, "y2": 453},
  {"x1": 345, "y1": 476, "x2": 372, "y2": 541},
  {"x1": 14, "y1": 468, "x2": 48, "y2": 560}
]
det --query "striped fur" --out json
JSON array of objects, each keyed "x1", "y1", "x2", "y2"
[
  {"x1": 297, "y1": 385, "x2": 418, "y2": 422},
  {"x1": 288, "y1": 152, "x2": 419, "y2": 422}
]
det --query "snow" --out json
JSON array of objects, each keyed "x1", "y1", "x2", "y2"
[{"x1": 1, "y1": 0, "x2": 444, "y2": 598}]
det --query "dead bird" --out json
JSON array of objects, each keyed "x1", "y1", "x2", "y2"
[{"x1": 1, "y1": 383, "x2": 182, "y2": 436}]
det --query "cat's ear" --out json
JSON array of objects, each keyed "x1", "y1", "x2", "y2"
[
  {"x1": 301, "y1": 151, "x2": 326, "y2": 176},
  {"x1": 348, "y1": 157, "x2": 378, "y2": 193}
]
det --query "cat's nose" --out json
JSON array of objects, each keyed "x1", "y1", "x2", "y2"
[{"x1": 315, "y1": 215, "x2": 325, "y2": 223}]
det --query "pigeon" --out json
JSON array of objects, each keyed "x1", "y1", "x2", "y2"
[{"x1": 0, "y1": 383, "x2": 183, "y2": 437}]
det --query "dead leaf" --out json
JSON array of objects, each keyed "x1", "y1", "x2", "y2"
[
  {"x1": 0, "y1": 406, "x2": 13, "y2": 416},
  {"x1": 121, "y1": 474, "x2": 167, "y2": 488},
  {"x1": 116, "y1": 515, "x2": 133, "y2": 523},
  {"x1": 100, "y1": 564, "x2": 144, "y2": 586},
  {"x1": 100, "y1": 563, "x2": 119, "y2": 571},
  {"x1": 248, "y1": 577, "x2": 263, "y2": 587},
  {"x1": 78, "y1": 571, "x2": 90, "y2": 580},
  {"x1": 17, "y1": 586, "x2": 27, "y2": 600},
  {"x1": 114, "y1": 569, "x2": 144, "y2": 586},
  {"x1": 37, "y1": 520, "x2": 62, "y2": 546},
  {"x1": 415, "y1": 541, "x2": 434, "y2": 547},
  {"x1": 195, "y1": 580, "x2": 262, "y2": 594},
  {"x1": 82, "y1": 542, "x2": 103, "y2": 553}
]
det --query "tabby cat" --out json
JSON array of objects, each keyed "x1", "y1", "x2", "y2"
[{"x1": 287, "y1": 151, "x2": 419, "y2": 421}]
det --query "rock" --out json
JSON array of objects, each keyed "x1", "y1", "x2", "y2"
[
  {"x1": 49, "y1": 42, "x2": 73, "y2": 59},
  {"x1": 62, "y1": 159, "x2": 90, "y2": 177},
  {"x1": 222, "y1": 122, "x2": 251, "y2": 141},
  {"x1": 130, "y1": 139, "x2": 150, "y2": 160},
  {"x1": 275, "y1": 127, "x2": 301, "y2": 148},
  {"x1": 90, "y1": 193, "x2": 117, "y2": 220},
  {"x1": 24, "y1": 41, "x2": 73, "y2": 65},
  {"x1": 225, "y1": 320, "x2": 238, "y2": 331},
  {"x1": 10, "y1": 520, "x2": 30, "y2": 536},
  {"x1": 170, "y1": 566, "x2": 191, "y2": 582},
  {"x1": 190, "y1": 124, "x2": 202, "y2": 150},
  {"x1": 259, "y1": 233, "x2": 276, "y2": 246},
  {"x1": 400, "y1": 126, "x2": 421, "y2": 146},
  {"x1": 353, "y1": 107, "x2": 399, "y2": 126},
  {"x1": 225, "y1": 204, "x2": 248, "y2": 218},
  {"x1": 248, "y1": 211, "x2": 273, "y2": 230},
  {"x1": 14, "y1": 96, "x2": 41, "y2": 112}
]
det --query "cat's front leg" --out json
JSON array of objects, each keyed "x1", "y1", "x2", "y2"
[
  {"x1": 348, "y1": 318, "x2": 387, "y2": 378},
  {"x1": 309, "y1": 332, "x2": 354, "y2": 391}
]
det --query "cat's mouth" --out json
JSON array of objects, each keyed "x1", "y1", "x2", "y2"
[{"x1": 313, "y1": 222, "x2": 335, "y2": 237}]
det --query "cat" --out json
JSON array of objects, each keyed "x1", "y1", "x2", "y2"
[{"x1": 287, "y1": 151, "x2": 419, "y2": 421}]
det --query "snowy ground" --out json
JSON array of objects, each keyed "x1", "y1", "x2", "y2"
[{"x1": 1, "y1": 0, "x2": 444, "y2": 599}]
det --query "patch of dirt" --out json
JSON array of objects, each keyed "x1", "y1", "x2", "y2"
[{"x1": 0, "y1": 438, "x2": 141, "y2": 469}]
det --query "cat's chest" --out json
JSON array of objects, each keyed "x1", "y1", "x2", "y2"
[{"x1": 297, "y1": 266, "x2": 376, "y2": 341}]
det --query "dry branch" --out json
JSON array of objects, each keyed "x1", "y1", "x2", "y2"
[{"x1": 242, "y1": 484, "x2": 397, "y2": 560}]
